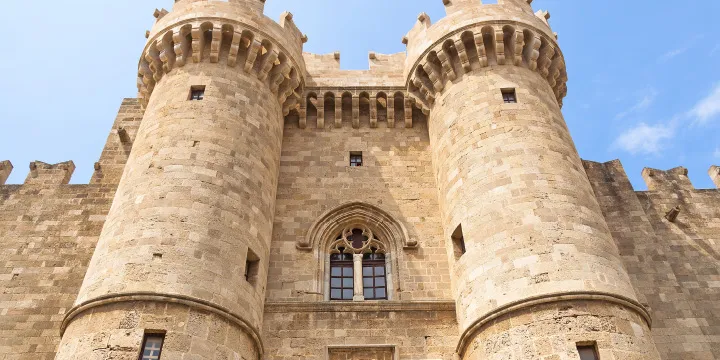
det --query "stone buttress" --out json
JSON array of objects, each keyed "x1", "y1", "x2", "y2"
[
  {"x1": 55, "y1": 0, "x2": 306, "y2": 358},
  {"x1": 403, "y1": 1, "x2": 661, "y2": 358}
]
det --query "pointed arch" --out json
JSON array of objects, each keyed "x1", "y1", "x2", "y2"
[
  {"x1": 298, "y1": 201, "x2": 416, "y2": 251},
  {"x1": 299, "y1": 202, "x2": 417, "y2": 301}
]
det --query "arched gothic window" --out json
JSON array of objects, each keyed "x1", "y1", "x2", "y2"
[{"x1": 329, "y1": 227, "x2": 388, "y2": 301}]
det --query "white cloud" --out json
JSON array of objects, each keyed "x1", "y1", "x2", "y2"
[
  {"x1": 711, "y1": 44, "x2": 720, "y2": 56},
  {"x1": 689, "y1": 84, "x2": 720, "y2": 124},
  {"x1": 615, "y1": 89, "x2": 658, "y2": 119},
  {"x1": 714, "y1": 148, "x2": 720, "y2": 159},
  {"x1": 612, "y1": 122, "x2": 675, "y2": 155},
  {"x1": 659, "y1": 47, "x2": 687, "y2": 62}
]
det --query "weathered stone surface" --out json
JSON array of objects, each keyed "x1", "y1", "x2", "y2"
[{"x1": 0, "y1": 1, "x2": 717, "y2": 360}]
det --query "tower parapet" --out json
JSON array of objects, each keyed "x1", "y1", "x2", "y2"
[
  {"x1": 0, "y1": 160, "x2": 11, "y2": 185},
  {"x1": 710, "y1": 165, "x2": 720, "y2": 188},
  {"x1": 57, "y1": 1, "x2": 307, "y2": 359},
  {"x1": 138, "y1": 0, "x2": 307, "y2": 114},
  {"x1": 404, "y1": 0, "x2": 566, "y2": 111},
  {"x1": 406, "y1": 1, "x2": 659, "y2": 358}
]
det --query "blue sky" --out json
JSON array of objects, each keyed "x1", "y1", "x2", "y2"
[{"x1": 1, "y1": 0, "x2": 719, "y2": 189}]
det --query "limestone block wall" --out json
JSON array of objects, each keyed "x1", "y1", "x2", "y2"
[
  {"x1": 267, "y1": 119, "x2": 452, "y2": 302},
  {"x1": 585, "y1": 160, "x2": 720, "y2": 360},
  {"x1": 262, "y1": 302, "x2": 459, "y2": 359},
  {"x1": 0, "y1": 99, "x2": 140, "y2": 359},
  {"x1": 427, "y1": 65, "x2": 651, "y2": 358},
  {"x1": 462, "y1": 300, "x2": 658, "y2": 360},
  {"x1": 58, "y1": 62, "x2": 284, "y2": 358},
  {"x1": 0, "y1": 182, "x2": 111, "y2": 359}
]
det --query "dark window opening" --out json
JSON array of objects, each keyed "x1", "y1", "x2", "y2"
[
  {"x1": 350, "y1": 152, "x2": 363, "y2": 167},
  {"x1": 189, "y1": 86, "x2": 205, "y2": 101},
  {"x1": 501, "y1": 88, "x2": 517, "y2": 103},
  {"x1": 245, "y1": 248, "x2": 260, "y2": 286},
  {"x1": 577, "y1": 343, "x2": 599, "y2": 360},
  {"x1": 452, "y1": 224, "x2": 466, "y2": 260},
  {"x1": 330, "y1": 249, "x2": 354, "y2": 301},
  {"x1": 362, "y1": 257, "x2": 387, "y2": 300},
  {"x1": 140, "y1": 333, "x2": 165, "y2": 360}
]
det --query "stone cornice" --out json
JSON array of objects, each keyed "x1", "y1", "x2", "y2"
[
  {"x1": 60, "y1": 292, "x2": 265, "y2": 356},
  {"x1": 138, "y1": 17, "x2": 304, "y2": 115},
  {"x1": 405, "y1": 19, "x2": 567, "y2": 111},
  {"x1": 265, "y1": 300, "x2": 456, "y2": 313},
  {"x1": 455, "y1": 291, "x2": 653, "y2": 356}
]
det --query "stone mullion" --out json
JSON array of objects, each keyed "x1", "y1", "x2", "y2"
[{"x1": 353, "y1": 254, "x2": 365, "y2": 301}]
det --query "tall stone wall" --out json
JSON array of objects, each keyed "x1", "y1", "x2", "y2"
[
  {"x1": 263, "y1": 302, "x2": 458, "y2": 359},
  {"x1": 0, "y1": 99, "x2": 141, "y2": 359},
  {"x1": 267, "y1": 118, "x2": 452, "y2": 302},
  {"x1": 584, "y1": 160, "x2": 720, "y2": 360}
]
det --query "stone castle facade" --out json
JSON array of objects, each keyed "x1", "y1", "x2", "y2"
[{"x1": 0, "y1": 0, "x2": 718, "y2": 359}]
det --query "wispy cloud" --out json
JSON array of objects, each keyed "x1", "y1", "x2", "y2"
[
  {"x1": 711, "y1": 44, "x2": 720, "y2": 56},
  {"x1": 659, "y1": 47, "x2": 688, "y2": 62},
  {"x1": 615, "y1": 88, "x2": 658, "y2": 119},
  {"x1": 612, "y1": 122, "x2": 675, "y2": 155},
  {"x1": 613, "y1": 82, "x2": 718, "y2": 156},
  {"x1": 689, "y1": 83, "x2": 720, "y2": 125}
]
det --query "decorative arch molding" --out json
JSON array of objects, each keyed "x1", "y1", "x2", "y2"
[
  {"x1": 297, "y1": 201, "x2": 417, "y2": 252},
  {"x1": 300, "y1": 202, "x2": 417, "y2": 301}
]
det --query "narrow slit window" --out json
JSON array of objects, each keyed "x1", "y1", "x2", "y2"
[
  {"x1": 501, "y1": 88, "x2": 517, "y2": 103},
  {"x1": 350, "y1": 152, "x2": 363, "y2": 167},
  {"x1": 189, "y1": 86, "x2": 205, "y2": 101},
  {"x1": 577, "y1": 343, "x2": 599, "y2": 360},
  {"x1": 140, "y1": 333, "x2": 165, "y2": 360},
  {"x1": 452, "y1": 224, "x2": 466, "y2": 260},
  {"x1": 245, "y1": 248, "x2": 260, "y2": 287}
]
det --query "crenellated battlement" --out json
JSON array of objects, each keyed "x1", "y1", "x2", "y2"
[
  {"x1": 642, "y1": 166, "x2": 694, "y2": 192},
  {"x1": 138, "y1": 1, "x2": 308, "y2": 114},
  {"x1": 0, "y1": 160, "x2": 12, "y2": 185},
  {"x1": 710, "y1": 165, "x2": 720, "y2": 188},
  {"x1": 402, "y1": 0, "x2": 566, "y2": 111},
  {"x1": 24, "y1": 161, "x2": 75, "y2": 186}
]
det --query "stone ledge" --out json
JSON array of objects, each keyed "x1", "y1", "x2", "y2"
[
  {"x1": 455, "y1": 291, "x2": 653, "y2": 356},
  {"x1": 264, "y1": 300, "x2": 456, "y2": 313},
  {"x1": 61, "y1": 292, "x2": 264, "y2": 355}
]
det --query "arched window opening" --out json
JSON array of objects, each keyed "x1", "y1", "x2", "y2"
[
  {"x1": 393, "y1": 92, "x2": 405, "y2": 126},
  {"x1": 324, "y1": 92, "x2": 335, "y2": 125},
  {"x1": 461, "y1": 31, "x2": 480, "y2": 70},
  {"x1": 341, "y1": 92, "x2": 353, "y2": 127},
  {"x1": 359, "y1": 92, "x2": 370, "y2": 127},
  {"x1": 328, "y1": 227, "x2": 388, "y2": 301},
  {"x1": 306, "y1": 92, "x2": 318, "y2": 127},
  {"x1": 481, "y1": 26, "x2": 497, "y2": 66},
  {"x1": 219, "y1": 24, "x2": 235, "y2": 63},
  {"x1": 376, "y1": 92, "x2": 388, "y2": 124},
  {"x1": 503, "y1": 25, "x2": 516, "y2": 65}
]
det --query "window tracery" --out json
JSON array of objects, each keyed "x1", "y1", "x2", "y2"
[{"x1": 329, "y1": 226, "x2": 388, "y2": 301}]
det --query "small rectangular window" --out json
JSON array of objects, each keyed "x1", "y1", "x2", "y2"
[
  {"x1": 350, "y1": 152, "x2": 363, "y2": 167},
  {"x1": 140, "y1": 333, "x2": 165, "y2": 360},
  {"x1": 501, "y1": 88, "x2": 517, "y2": 103},
  {"x1": 245, "y1": 248, "x2": 260, "y2": 286},
  {"x1": 577, "y1": 343, "x2": 599, "y2": 360},
  {"x1": 189, "y1": 86, "x2": 205, "y2": 101}
]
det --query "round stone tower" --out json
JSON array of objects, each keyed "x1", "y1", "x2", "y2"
[
  {"x1": 404, "y1": 1, "x2": 660, "y2": 358},
  {"x1": 56, "y1": 0, "x2": 305, "y2": 358}
]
